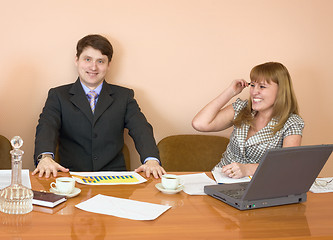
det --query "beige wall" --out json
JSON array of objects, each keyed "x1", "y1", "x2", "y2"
[{"x1": 0, "y1": 0, "x2": 332, "y2": 176}]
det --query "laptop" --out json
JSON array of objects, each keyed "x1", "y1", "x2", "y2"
[{"x1": 204, "y1": 144, "x2": 333, "y2": 210}]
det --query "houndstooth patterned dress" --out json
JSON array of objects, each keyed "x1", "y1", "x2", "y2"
[{"x1": 214, "y1": 98, "x2": 304, "y2": 168}]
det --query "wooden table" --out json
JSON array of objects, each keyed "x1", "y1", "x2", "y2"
[{"x1": 0, "y1": 172, "x2": 332, "y2": 240}]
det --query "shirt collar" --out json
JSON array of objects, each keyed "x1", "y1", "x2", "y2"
[{"x1": 80, "y1": 81, "x2": 104, "y2": 96}]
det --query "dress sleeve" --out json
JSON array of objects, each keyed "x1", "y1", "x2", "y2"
[
  {"x1": 232, "y1": 98, "x2": 248, "y2": 119},
  {"x1": 282, "y1": 114, "x2": 305, "y2": 137}
]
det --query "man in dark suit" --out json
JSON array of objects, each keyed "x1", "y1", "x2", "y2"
[{"x1": 33, "y1": 34, "x2": 165, "y2": 178}]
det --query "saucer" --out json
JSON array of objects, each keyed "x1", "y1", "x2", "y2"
[
  {"x1": 155, "y1": 183, "x2": 183, "y2": 194},
  {"x1": 49, "y1": 187, "x2": 81, "y2": 198}
]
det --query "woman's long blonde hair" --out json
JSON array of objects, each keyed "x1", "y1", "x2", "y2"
[{"x1": 233, "y1": 62, "x2": 299, "y2": 134}]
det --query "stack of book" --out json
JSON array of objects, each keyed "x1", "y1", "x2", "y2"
[{"x1": 32, "y1": 190, "x2": 67, "y2": 208}]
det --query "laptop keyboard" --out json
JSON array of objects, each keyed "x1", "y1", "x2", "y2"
[
  {"x1": 220, "y1": 183, "x2": 249, "y2": 199},
  {"x1": 222, "y1": 190, "x2": 244, "y2": 199}
]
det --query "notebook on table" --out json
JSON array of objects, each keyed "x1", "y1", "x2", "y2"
[{"x1": 204, "y1": 144, "x2": 333, "y2": 210}]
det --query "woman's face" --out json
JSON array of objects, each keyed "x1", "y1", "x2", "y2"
[{"x1": 249, "y1": 80, "x2": 279, "y2": 116}]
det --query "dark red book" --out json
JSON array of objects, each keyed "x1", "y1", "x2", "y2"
[{"x1": 32, "y1": 190, "x2": 67, "y2": 208}]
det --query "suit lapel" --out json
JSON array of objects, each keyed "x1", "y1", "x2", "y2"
[
  {"x1": 69, "y1": 79, "x2": 94, "y2": 123},
  {"x1": 93, "y1": 82, "x2": 114, "y2": 126}
]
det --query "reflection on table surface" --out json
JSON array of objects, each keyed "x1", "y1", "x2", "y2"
[{"x1": 0, "y1": 172, "x2": 333, "y2": 239}]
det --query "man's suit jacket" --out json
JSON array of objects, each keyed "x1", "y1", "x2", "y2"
[{"x1": 34, "y1": 79, "x2": 159, "y2": 171}]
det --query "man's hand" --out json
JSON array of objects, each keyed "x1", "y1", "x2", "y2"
[
  {"x1": 32, "y1": 156, "x2": 69, "y2": 178},
  {"x1": 135, "y1": 160, "x2": 166, "y2": 179}
]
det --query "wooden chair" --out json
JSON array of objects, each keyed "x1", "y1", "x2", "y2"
[
  {"x1": 0, "y1": 135, "x2": 12, "y2": 169},
  {"x1": 157, "y1": 134, "x2": 229, "y2": 172}
]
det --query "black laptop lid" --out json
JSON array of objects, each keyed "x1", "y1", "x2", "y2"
[{"x1": 242, "y1": 144, "x2": 333, "y2": 201}]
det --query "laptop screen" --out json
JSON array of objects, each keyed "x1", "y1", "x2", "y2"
[{"x1": 242, "y1": 145, "x2": 333, "y2": 201}]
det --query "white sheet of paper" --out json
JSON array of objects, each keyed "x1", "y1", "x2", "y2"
[
  {"x1": 310, "y1": 178, "x2": 333, "y2": 193},
  {"x1": 212, "y1": 168, "x2": 251, "y2": 184},
  {"x1": 0, "y1": 169, "x2": 31, "y2": 189},
  {"x1": 75, "y1": 194, "x2": 171, "y2": 220},
  {"x1": 70, "y1": 171, "x2": 147, "y2": 185},
  {"x1": 178, "y1": 173, "x2": 217, "y2": 195}
]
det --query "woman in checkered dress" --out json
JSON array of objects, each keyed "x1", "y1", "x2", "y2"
[{"x1": 192, "y1": 62, "x2": 304, "y2": 179}]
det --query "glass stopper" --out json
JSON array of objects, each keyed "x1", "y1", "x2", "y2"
[{"x1": 11, "y1": 136, "x2": 23, "y2": 149}]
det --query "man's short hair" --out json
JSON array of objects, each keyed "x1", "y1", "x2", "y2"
[{"x1": 76, "y1": 34, "x2": 113, "y2": 62}]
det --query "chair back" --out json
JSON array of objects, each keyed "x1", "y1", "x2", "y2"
[
  {"x1": 0, "y1": 135, "x2": 12, "y2": 169},
  {"x1": 157, "y1": 134, "x2": 229, "y2": 171}
]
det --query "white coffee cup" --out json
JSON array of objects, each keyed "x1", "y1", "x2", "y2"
[
  {"x1": 161, "y1": 174, "x2": 181, "y2": 190},
  {"x1": 50, "y1": 177, "x2": 75, "y2": 194}
]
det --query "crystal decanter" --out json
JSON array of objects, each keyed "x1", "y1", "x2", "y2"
[{"x1": 0, "y1": 136, "x2": 33, "y2": 214}]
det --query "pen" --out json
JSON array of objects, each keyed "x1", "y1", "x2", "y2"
[{"x1": 71, "y1": 174, "x2": 94, "y2": 182}]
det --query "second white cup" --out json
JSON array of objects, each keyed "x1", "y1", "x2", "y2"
[
  {"x1": 161, "y1": 174, "x2": 181, "y2": 190},
  {"x1": 50, "y1": 177, "x2": 75, "y2": 194}
]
